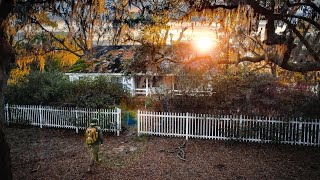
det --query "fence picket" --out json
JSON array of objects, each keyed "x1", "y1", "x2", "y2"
[
  {"x1": 136, "y1": 111, "x2": 320, "y2": 146},
  {"x1": 4, "y1": 104, "x2": 121, "y2": 135},
  {"x1": 318, "y1": 119, "x2": 320, "y2": 146},
  {"x1": 185, "y1": 113, "x2": 188, "y2": 140},
  {"x1": 173, "y1": 112, "x2": 175, "y2": 137},
  {"x1": 143, "y1": 111, "x2": 146, "y2": 133},
  {"x1": 205, "y1": 115, "x2": 208, "y2": 139},
  {"x1": 145, "y1": 111, "x2": 147, "y2": 134},
  {"x1": 153, "y1": 111, "x2": 156, "y2": 135},
  {"x1": 200, "y1": 114, "x2": 203, "y2": 138}
]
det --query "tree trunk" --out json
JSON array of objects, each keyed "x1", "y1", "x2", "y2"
[
  {"x1": 0, "y1": 127, "x2": 12, "y2": 180},
  {"x1": 0, "y1": 14, "x2": 15, "y2": 180},
  {"x1": 270, "y1": 63, "x2": 277, "y2": 77},
  {"x1": 0, "y1": 0, "x2": 15, "y2": 178}
]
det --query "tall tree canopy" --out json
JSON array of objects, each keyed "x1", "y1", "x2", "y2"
[
  {"x1": 180, "y1": 0, "x2": 320, "y2": 72},
  {"x1": 110, "y1": 0, "x2": 320, "y2": 74}
]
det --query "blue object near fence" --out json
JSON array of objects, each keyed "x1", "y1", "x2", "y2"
[{"x1": 126, "y1": 112, "x2": 136, "y2": 126}]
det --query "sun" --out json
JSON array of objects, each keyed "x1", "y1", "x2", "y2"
[{"x1": 196, "y1": 38, "x2": 214, "y2": 52}]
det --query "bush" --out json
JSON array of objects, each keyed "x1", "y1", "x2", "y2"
[
  {"x1": 61, "y1": 76, "x2": 129, "y2": 109},
  {"x1": 5, "y1": 71, "x2": 130, "y2": 109},
  {"x1": 159, "y1": 71, "x2": 320, "y2": 117},
  {"x1": 5, "y1": 71, "x2": 69, "y2": 105}
]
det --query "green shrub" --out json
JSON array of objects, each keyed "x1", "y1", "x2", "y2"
[
  {"x1": 61, "y1": 76, "x2": 129, "y2": 109},
  {"x1": 5, "y1": 71, "x2": 69, "y2": 105},
  {"x1": 5, "y1": 71, "x2": 130, "y2": 109},
  {"x1": 159, "y1": 71, "x2": 320, "y2": 117}
]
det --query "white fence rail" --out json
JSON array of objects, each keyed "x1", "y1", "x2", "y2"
[
  {"x1": 5, "y1": 104, "x2": 122, "y2": 136},
  {"x1": 138, "y1": 111, "x2": 320, "y2": 146}
]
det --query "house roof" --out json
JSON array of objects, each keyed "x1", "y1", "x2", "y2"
[
  {"x1": 68, "y1": 44, "x2": 212, "y2": 74},
  {"x1": 68, "y1": 45, "x2": 137, "y2": 73}
]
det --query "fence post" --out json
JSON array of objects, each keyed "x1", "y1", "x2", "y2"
[
  {"x1": 75, "y1": 107, "x2": 79, "y2": 134},
  {"x1": 298, "y1": 117, "x2": 303, "y2": 145},
  {"x1": 146, "y1": 78, "x2": 149, "y2": 96},
  {"x1": 239, "y1": 115, "x2": 243, "y2": 141},
  {"x1": 186, "y1": 113, "x2": 189, "y2": 140},
  {"x1": 5, "y1": 104, "x2": 9, "y2": 125},
  {"x1": 137, "y1": 110, "x2": 140, "y2": 136},
  {"x1": 39, "y1": 105, "x2": 43, "y2": 128},
  {"x1": 117, "y1": 108, "x2": 121, "y2": 136}
]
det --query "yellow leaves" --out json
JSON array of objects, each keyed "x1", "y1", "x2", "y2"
[
  {"x1": 88, "y1": 0, "x2": 107, "y2": 16},
  {"x1": 97, "y1": 0, "x2": 106, "y2": 14},
  {"x1": 19, "y1": 47, "x2": 45, "y2": 72},
  {"x1": 225, "y1": 11, "x2": 232, "y2": 32},
  {"x1": 228, "y1": 50, "x2": 239, "y2": 62},
  {"x1": 37, "y1": 55, "x2": 45, "y2": 72},
  {"x1": 17, "y1": 56, "x2": 34, "y2": 68},
  {"x1": 202, "y1": 9, "x2": 213, "y2": 17},
  {"x1": 9, "y1": 56, "x2": 34, "y2": 84},
  {"x1": 141, "y1": 25, "x2": 166, "y2": 45},
  {"x1": 54, "y1": 51, "x2": 79, "y2": 66},
  {"x1": 8, "y1": 68, "x2": 29, "y2": 85},
  {"x1": 193, "y1": 5, "x2": 258, "y2": 37},
  {"x1": 122, "y1": 24, "x2": 128, "y2": 34},
  {"x1": 33, "y1": 12, "x2": 58, "y2": 28},
  {"x1": 236, "y1": 5, "x2": 241, "y2": 21}
]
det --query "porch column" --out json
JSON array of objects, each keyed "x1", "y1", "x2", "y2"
[
  {"x1": 146, "y1": 77, "x2": 149, "y2": 96},
  {"x1": 131, "y1": 77, "x2": 135, "y2": 96}
]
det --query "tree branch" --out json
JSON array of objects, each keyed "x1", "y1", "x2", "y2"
[
  {"x1": 282, "y1": 19, "x2": 319, "y2": 62},
  {"x1": 280, "y1": 14, "x2": 320, "y2": 30},
  {"x1": 237, "y1": 54, "x2": 320, "y2": 72},
  {"x1": 31, "y1": 17, "x2": 83, "y2": 57},
  {"x1": 287, "y1": 2, "x2": 320, "y2": 14}
]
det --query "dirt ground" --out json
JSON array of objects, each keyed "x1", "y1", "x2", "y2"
[{"x1": 4, "y1": 126, "x2": 320, "y2": 180}]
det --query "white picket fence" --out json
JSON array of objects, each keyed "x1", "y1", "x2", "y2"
[
  {"x1": 5, "y1": 104, "x2": 122, "y2": 136},
  {"x1": 137, "y1": 111, "x2": 320, "y2": 146}
]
